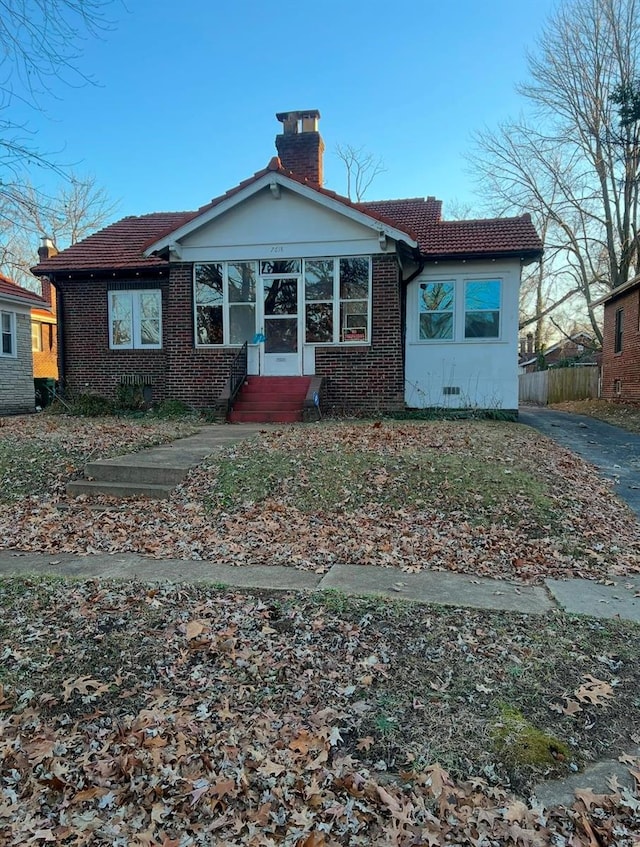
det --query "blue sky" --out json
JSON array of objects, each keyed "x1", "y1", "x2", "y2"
[{"x1": 12, "y1": 0, "x2": 557, "y2": 223}]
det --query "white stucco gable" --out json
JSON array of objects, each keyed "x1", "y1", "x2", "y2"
[{"x1": 144, "y1": 171, "x2": 417, "y2": 263}]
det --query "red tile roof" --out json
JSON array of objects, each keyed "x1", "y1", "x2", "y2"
[
  {"x1": 0, "y1": 274, "x2": 47, "y2": 306},
  {"x1": 31, "y1": 162, "x2": 542, "y2": 276}
]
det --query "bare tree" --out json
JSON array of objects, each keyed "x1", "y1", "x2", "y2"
[
  {"x1": 0, "y1": 1, "x2": 117, "y2": 222},
  {"x1": 335, "y1": 144, "x2": 386, "y2": 201},
  {"x1": 0, "y1": 172, "x2": 118, "y2": 287},
  {"x1": 469, "y1": 0, "x2": 640, "y2": 345}
]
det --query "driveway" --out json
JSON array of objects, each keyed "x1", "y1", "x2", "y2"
[{"x1": 519, "y1": 406, "x2": 640, "y2": 520}]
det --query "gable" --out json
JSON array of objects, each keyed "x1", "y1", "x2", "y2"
[{"x1": 175, "y1": 185, "x2": 390, "y2": 262}]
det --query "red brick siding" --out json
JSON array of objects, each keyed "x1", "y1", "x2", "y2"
[
  {"x1": 602, "y1": 286, "x2": 640, "y2": 402},
  {"x1": 58, "y1": 255, "x2": 405, "y2": 413},
  {"x1": 32, "y1": 321, "x2": 58, "y2": 379},
  {"x1": 58, "y1": 277, "x2": 170, "y2": 402},
  {"x1": 165, "y1": 264, "x2": 237, "y2": 406},
  {"x1": 315, "y1": 255, "x2": 404, "y2": 413},
  {"x1": 275, "y1": 132, "x2": 324, "y2": 185},
  {"x1": 32, "y1": 283, "x2": 58, "y2": 380}
]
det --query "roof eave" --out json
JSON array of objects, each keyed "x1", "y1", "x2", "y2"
[{"x1": 421, "y1": 248, "x2": 543, "y2": 263}]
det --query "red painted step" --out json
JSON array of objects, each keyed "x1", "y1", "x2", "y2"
[
  {"x1": 229, "y1": 410, "x2": 303, "y2": 423},
  {"x1": 229, "y1": 376, "x2": 310, "y2": 424}
]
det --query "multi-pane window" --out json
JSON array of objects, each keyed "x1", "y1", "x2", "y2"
[
  {"x1": 305, "y1": 259, "x2": 334, "y2": 343},
  {"x1": 465, "y1": 280, "x2": 501, "y2": 338},
  {"x1": 339, "y1": 258, "x2": 369, "y2": 342},
  {"x1": 419, "y1": 282, "x2": 454, "y2": 339},
  {"x1": 615, "y1": 307, "x2": 624, "y2": 353},
  {"x1": 1, "y1": 311, "x2": 15, "y2": 356},
  {"x1": 108, "y1": 290, "x2": 162, "y2": 350},
  {"x1": 195, "y1": 257, "x2": 371, "y2": 346},
  {"x1": 416, "y1": 277, "x2": 503, "y2": 342}
]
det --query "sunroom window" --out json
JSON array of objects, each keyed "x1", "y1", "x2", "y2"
[
  {"x1": 305, "y1": 259, "x2": 334, "y2": 343},
  {"x1": 339, "y1": 257, "x2": 369, "y2": 342},
  {"x1": 419, "y1": 281, "x2": 454, "y2": 340},
  {"x1": 464, "y1": 280, "x2": 501, "y2": 339}
]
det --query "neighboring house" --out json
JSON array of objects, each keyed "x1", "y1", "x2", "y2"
[
  {"x1": 0, "y1": 274, "x2": 48, "y2": 415},
  {"x1": 31, "y1": 269, "x2": 59, "y2": 382},
  {"x1": 519, "y1": 332, "x2": 600, "y2": 374},
  {"x1": 595, "y1": 273, "x2": 640, "y2": 402},
  {"x1": 31, "y1": 110, "x2": 542, "y2": 417}
]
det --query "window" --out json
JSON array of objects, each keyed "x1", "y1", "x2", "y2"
[
  {"x1": 465, "y1": 280, "x2": 501, "y2": 338},
  {"x1": 195, "y1": 262, "x2": 257, "y2": 346},
  {"x1": 108, "y1": 290, "x2": 162, "y2": 350},
  {"x1": 416, "y1": 276, "x2": 503, "y2": 342},
  {"x1": 1, "y1": 311, "x2": 15, "y2": 356},
  {"x1": 195, "y1": 257, "x2": 371, "y2": 347},
  {"x1": 31, "y1": 322, "x2": 42, "y2": 352},
  {"x1": 615, "y1": 307, "x2": 624, "y2": 353},
  {"x1": 339, "y1": 257, "x2": 370, "y2": 342},
  {"x1": 305, "y1": 259, "x2": 334, "y2": 343},
  {"x1": 419, "y1": 281, "x2": 454, "y2": 340}
]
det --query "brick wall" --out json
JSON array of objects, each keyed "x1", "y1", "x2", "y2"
[
  {"x1": 165, "y1": 264, "x2": 237, "y2": 406},
  {"x1": 59, "y1": 276, "x2": 170, "y2": 403},
  {"x1": 59, "y1": 269, "x2": 238, "y2": 408},
  {"x1": 0, "y1": 311, "x2": 35, "y2": 414},
  {"x1": 602, "y1": 285, "x2": 640, "y2": 402},
  {"x1": 56, "y1": 255, "x2": 405, "y2": 413},
  {"x1": 32, "y1": 280, "x2": 59, "y2": 380},
  {"x1": 315, "y1": 255, "x2": 405, "y2": 414}
]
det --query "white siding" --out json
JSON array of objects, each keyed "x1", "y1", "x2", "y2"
[
  {"x1": 404, "y1": 260, "x2": 521, "y2": 411},
  {"x1": 178, "y1": 186, "x2": 390, "y2": 262}
]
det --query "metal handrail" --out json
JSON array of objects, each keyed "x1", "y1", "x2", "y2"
[{"x1": 229, "y1": 341, "x2": 248, "y2": 404}]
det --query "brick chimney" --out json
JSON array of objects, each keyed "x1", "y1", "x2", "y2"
[
  {"x1": 37, "y1": 238, "x2": 58, "y2": 307},
  {"x1": 38, "y1": 236, "x2": 58, "y2": 262},
  {"x1": 275, "y1": 110, "x2": 324, "y2": 186}
]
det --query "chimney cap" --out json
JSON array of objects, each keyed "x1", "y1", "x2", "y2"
[
  {"x1": 41, "y1": 236, "x2": 55, "y2": 248},
  {"x1": 276, "y1": 109, "x2": 321, "y2": 135}
]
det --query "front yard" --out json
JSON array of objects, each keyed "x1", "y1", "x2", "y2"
[
  {"x1": 1, "y1": 413, "x2": 640, "y2": 843},
  {"x1": 1, "y1": 415, "x2": 639, "y2": 583}
]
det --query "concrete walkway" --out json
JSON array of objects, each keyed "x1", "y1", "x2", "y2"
[
  {"x1": 519, "y1": 406, "x2": 640, "y2": 519},
  {"x1": 1, "y1": 549, "x2": 639, "y2": 622}
]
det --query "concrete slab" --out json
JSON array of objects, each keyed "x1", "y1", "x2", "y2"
[
  {"x1": 0, "y1": 550, "x2": 321, "y2": 592},
  {"x1": 318, "y1": 565, "x2": 553, "y2": 614},
  {"x1": 546, "y1": 577, "x2": 640, "y2": 623},
  {"x1": 534, "y1": 748, "x2": 640, "y2": 809}
]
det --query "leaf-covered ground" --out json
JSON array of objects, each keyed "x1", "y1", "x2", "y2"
[
  {"x1": 0, "y1": 414, "x2": 199, "y2": 502},
  {"x1": 1, "y1": 417, "x2": 639, "y2": 584},
  {"x1": 1, "y1": 578, "x2": 639, "y2": 845},
  {"x1": 551, "y1": 399, "x2": 640, "y2": 434}
]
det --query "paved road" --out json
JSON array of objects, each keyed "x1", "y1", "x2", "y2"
[{"x1": 519, "y1": 406, "x2": 640, "y2": 519}]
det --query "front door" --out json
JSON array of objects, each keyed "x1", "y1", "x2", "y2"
[{"x1": 262, "y1": 276, "x2": 302, "y2": 375}]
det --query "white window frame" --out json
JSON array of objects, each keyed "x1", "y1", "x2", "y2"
[
  {"x1": 31, "y1": 321, "x2": 43, "y2": 352},
  {"x1": 194, "y1": 257, "x2": 373, "y2": 347},
  {"x1": 464, "y1": 278, "x2": 502, "y2": 340},
  {"x1": 417, "y1": 280, "x2": 455, "y2": 342},
  {"x1": 108, "y1": 289, "x2": 162, "y2": 350},
  {"x1": 1, "y1": 310, "x2": 16, "y2": 357},
  {"x1": 414, "y1": 275, "x2": 503, "y2": 344}
]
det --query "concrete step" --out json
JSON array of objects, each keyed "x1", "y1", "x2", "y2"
[
  {"x1": 232, "y1": 399, "x2": 304, "y2": 412},
  {"x1": 67, "y1": 479, "x2": 174, "y2": 499},
  {"x1": 84, "y1": 461, "x2": 188, "y2": 486},
  {"x1": 228, "y1": 410, "x2": 302, "y2": 424}
]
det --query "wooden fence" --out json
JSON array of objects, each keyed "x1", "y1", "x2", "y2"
[{"x1": 519, "y1": 366, "x2": 600, "y2": 405}]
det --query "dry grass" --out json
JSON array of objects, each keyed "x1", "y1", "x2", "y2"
[{"x1": 551, "y1": 399, "x2": 640, "y2": 433}]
